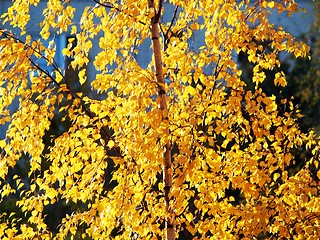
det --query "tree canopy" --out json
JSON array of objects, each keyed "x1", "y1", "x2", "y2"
[{"x1": 0, "y1": 0, "x2": 319, "y2": 239}]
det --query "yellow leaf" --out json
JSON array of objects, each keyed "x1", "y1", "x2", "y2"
[
  {"x1": 78, "y1": 69, "x2": 87, "y2": 85},
  {"x1": 56, "y1": 71, "x2": 63, "y2": 83},
  {"x1": 107, "y1": 140, "x2": 115, "y2": 148},
  {"x1": 190, "y1": 23, "x2": 198, "y2": 30},
  {"x1": 267, "y1": 1, "x2": 276, "y2": 9},
  {"x1": 274, "y1": 72, "x2": 287, "y2": 87},
  {"x1": 273, "y1": 173, "x2": 280, "y2": 181},
  {"x1": 0, "y1": 140, "x2": 6, "y2": 148},
  {"x1": 71, "y1": 25, "x2": 77, "y2": 35},
  {"x1": 186, "y1": 213, "x2": 193, "y2": 222},
  {"x1": 185, "y1": 85, "x2": 196, "y2": 95}
]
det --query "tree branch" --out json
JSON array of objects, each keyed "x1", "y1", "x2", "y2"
[
  {"x1": 92, "y1": 0, "x2": 146, "y2": 25},
  {"x1": 0, "y1": 29, "x2": 112, "y2": 143}
]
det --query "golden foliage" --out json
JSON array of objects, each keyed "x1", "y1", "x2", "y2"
[{"x1": 0, "y1": 0, "x2": 319, "y2": 239}]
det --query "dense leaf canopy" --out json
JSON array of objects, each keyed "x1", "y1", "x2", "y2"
[{"x1": 0, "y1": 0, "x2": 319, "y2": 239}]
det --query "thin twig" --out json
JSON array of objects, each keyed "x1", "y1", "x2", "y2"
[
  {"x1": 1, "y1": 29, "x2": 112, "y2": 142},
  {"x1": 92, "y1": 0, "x2": 146, "y2": 25}
]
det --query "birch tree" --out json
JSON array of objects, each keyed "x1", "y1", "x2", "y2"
[{"x1": 0, "y1": 0, "x2": 319, "y2": 239}]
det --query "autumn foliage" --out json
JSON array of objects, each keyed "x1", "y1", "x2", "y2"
[{"x1": 0, "y1": 0, "x2": 319, "y2": 239}]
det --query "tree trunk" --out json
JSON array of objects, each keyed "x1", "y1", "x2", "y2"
[{"x1": 147, "y1": 0, "x2": 174, "y2": 239}]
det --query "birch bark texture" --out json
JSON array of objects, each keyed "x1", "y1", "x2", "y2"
[{"x1": 148, "y1": 0, "x2": 175, "y2": 239}]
